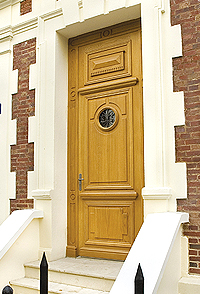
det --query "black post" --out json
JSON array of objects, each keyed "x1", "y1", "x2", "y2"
[
  {"x1": 134, "y1": 263, "x2": 144, "y2": 294},
  {"x1": 2, "y1": 286, "x2": 13, "y2": 294},
  {"x1": 40, "y1": 252, "x2": 48, "y2": 294}
]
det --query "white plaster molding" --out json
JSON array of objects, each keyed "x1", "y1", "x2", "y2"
[
  {"x1": 28, "y1": 57, "x2": 38, "y2": 200},
  {"x1": 32, "y1": 189, "x2": 52, "y2": 200},
  {"x1": 142, "y1": 187, "x2": 172, "y2": 200},
  {"x1": 0, "y1": 26, "x2": 13, "y2": 42},
  {"x1": 77, "y1": 0, "x2": 84, "y2": 22},
  {"x1": 0, "y1": 49, "x2": 11, "y2": 55},
  {"x1": 40, "y1": 8, "x2": 63, "y2": 22},
  {"x1": 0, "y1": 26, "x2": 12, "y2": 54},
  {"x1": 166, "y1": 23, "x2": 186, "y2": 200},
  {"x1": 0, "y1": 9, "x2": 62, "y2": 40},
  {"x1": 0, "y1": 0, "x2": 19, "y2": 10},
  {"x1": 59, "y1": 3, "x2": 141, "y2": 37},
  {"x1": 12, "y1": 17, "x2": 38, "y2": 36},
  {"x1": 0, "y1": 0, "x2": 19, "y2": 4},
  {"x1": 28, "y1": 64, "x2": 37, "y2": 198},
  {"x1": 0, "y1": 209, "x2": 43, "y2": 260},
  {"x1": 37, "y1": 40, "x2": 47, "y2": 189},
  {"x1": 78, "y1": 0, "x2": 83, "y2": 9}
]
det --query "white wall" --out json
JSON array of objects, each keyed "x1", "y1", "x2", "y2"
[
  {"x1": 0, "y1": 28, "x2": 16, "y2": 224},
  {"x1": 0, "y1": 219, "x2": 40, "y2": 291},
  {"x1": 0, "y1": 52, "x2": 11, "y2": 224},
  {"x1": 59, "y1": 0, "x2": 186, "y2": 216},
  {"x1": 0, "y1": 0, "x2": 186, "y2": 261}
]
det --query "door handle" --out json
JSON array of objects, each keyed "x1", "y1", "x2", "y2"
[{"x1": 78, "y1": 173, "x2": 84, "y2": 191}]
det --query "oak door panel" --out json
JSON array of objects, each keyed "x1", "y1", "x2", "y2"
[{"x1": 67, "y1": 19, "x2": 143, "y2": 260}]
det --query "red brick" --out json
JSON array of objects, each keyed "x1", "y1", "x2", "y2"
[
  {"x1": 189, "y1": 238, "x2": 198, "y2": 243},
  {"x1": 189, "y1": 268, "x2": 200, "y2": 274},
  {"x1": 10, "y1": 38, "x2": 36, "y2": 213},
  {"x1": 20, "y1": 0, "x2": 32, "y2": 15}
]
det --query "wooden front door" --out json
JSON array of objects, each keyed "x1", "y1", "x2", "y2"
[{"x1": 67, "y1": 19, "x2": 144, "y2": 261}]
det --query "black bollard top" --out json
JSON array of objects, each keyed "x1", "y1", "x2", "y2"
[
  {"x1": 134, "y1": 264, "x2": 144, "y2": 294},
  {"x1": 135, "y1": 263, "x2": 144, "y2": 282},
  {"x1": 2, "y1": 286, "x2": 13, "y2": 294},
  {"x1": 40, "y1": 252, "x2": 48, "y2": 269}
]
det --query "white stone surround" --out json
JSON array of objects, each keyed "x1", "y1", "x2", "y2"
[{"x1": 0, "y1": 0, "x2": 189, "y2": 290}]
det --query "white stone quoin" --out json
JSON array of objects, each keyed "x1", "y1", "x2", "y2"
[{"x1": 0, "y1": 0, "x2": 194, "y2": 292}]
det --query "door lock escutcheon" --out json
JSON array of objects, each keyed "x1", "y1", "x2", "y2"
[{"x1": 78, "y1": 173, "x2": 84, "y2": 191}]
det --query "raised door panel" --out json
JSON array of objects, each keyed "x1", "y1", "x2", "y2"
[
  {"x1": 67, "y1": 20, "x2": 143, "y2": 260},
  {"x1": 87, "y1": 202, "x2": 135, "y2": 243},
  {"x1": 85, "y1": 41, "x2": 132, "y2": 85},
  {"x1": 78, "y1": 33, "x2": 135, "y2": 89},
  {"x1": 79, "y1": 199, "x2": 135, "y2": 258},
  {"x1": 79, "y1": 87, "x2": 135, "y2": 194}
]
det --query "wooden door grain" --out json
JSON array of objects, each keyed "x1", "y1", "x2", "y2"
[{"x1": 67, "y1": 19, "x2": 144, "y2": 260}]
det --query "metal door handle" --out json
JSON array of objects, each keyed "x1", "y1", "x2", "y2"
[{"x1": 78, "y1": 173, "x2": 84, "y2": 191}]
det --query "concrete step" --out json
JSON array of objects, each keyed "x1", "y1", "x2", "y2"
[
  {"x1": 10, "y1": 257, "x2": 123, "y2": 294},
  {"x1": 178, "y1": 276, "x2": 200, "y2": 294},
  {"x1": 10, "y1": 277, "x2": 110, "y2": 294}
]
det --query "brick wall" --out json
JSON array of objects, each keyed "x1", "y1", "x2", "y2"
[
  {"x1": 171, "y1": 0, "x2": 200, "y2": 274},
  {"x1": 20, "y1": 0, "x2": 32, "y2": 15},
  {"x1": 10, "y1": 38, "x2": 36, "y2": 213}
]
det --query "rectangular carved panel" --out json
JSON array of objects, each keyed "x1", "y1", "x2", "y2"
[
  {"x1": 69, "y1": 202, "x2": 76, "y2": 245},
  {"x1": 89, "y1": 51, "x2": 125, "y2": 77},
  {"x1": 93, "y1": 207, "x2": 127, "y2": 240},
  {"x1": 82, "y1": 200, "x2": 135, "y2": 246},
  {"x1": 83, "y1": 41, "x2": 132, "y2": 86},
  {"x1": 79, "y1": 87, "x2": 135, "y2": 191}
]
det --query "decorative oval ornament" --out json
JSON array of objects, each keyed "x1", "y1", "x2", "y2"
[
  {"x1": 96, "y1": 106, "x2": 119, "y2": 132},
  {"x1": 99, "y1": 108, "x2": 115, "y2": 128}
]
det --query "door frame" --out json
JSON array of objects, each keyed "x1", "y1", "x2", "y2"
[{"x1": 66, "y1": 19, "x2": 144, "y2": 258}]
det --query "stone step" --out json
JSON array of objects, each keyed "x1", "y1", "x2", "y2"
[
  {"x1": 178, "y1": 276, "x2": 200, "y2": 294},
  {"x1": 24, "y1": 257, "x2": 123, "y2": 291},
  {"x1": 10, "y1": 257, "x2": 123, "y2": 294},
  {"x1": 10, "y1": 277, "x2": 110, "y2": 294}
]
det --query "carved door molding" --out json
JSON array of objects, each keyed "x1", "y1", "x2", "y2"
[{"x1": 67, "y1": 19, "x2": 144, "y2": 260}]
